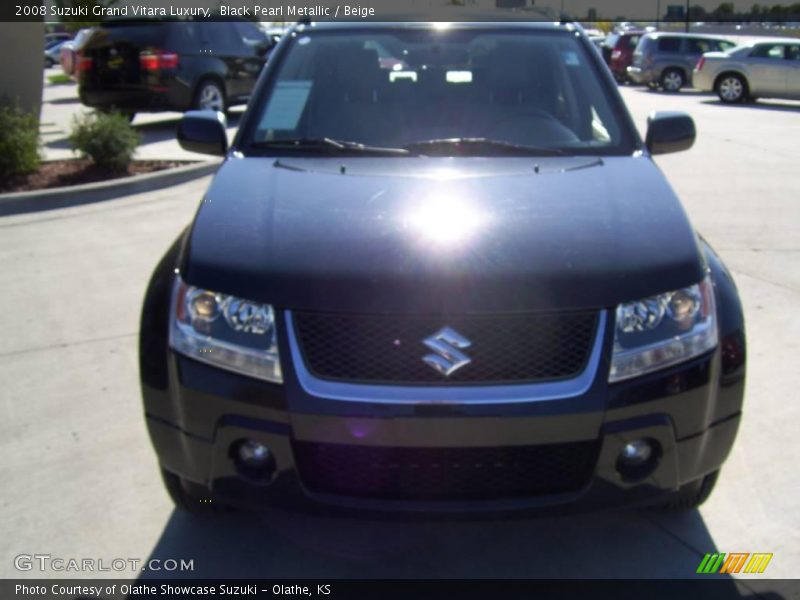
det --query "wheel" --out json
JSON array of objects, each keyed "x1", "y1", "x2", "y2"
[
  {"x1": 160, "y1": 467, "x2": 229, "y2": 514},
  {"x1": 660, "y1": 69, "x2": 685, "y2": 93},
  {"x1": 716, "y1": 74, "x2": 747, "y2": 104},
  {"x1": 45, "y1": 58, "x2": 54, "y2": 68},
  {"x1": 655, "y1": 470, "x2": 720, "y2": 511},
  {"x1": 193, "y1": 79, "x2": 227, "y2": 113}
]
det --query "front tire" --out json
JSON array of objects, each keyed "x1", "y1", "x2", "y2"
[
  {"x1": 656, "y1": 470, "x2": 720, "y2": 511},
  {"x1": 717, "y1": 74, "x2": 747, "y2": 104},
  {"x1": 193, "y1": 79, "x2": 227, "y2": 113},
  {"x1": 660, "y1": 68, "x2": 685, "y2": 93}
]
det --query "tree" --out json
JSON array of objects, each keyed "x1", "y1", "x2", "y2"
[
  {"x1": 710, "y1": 2, "x2": 735, "y2": 21},
  {"x1": 688, "y1": 5, "x2": 708, "y2": 20}
]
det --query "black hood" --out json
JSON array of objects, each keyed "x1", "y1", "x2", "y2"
[{"x1": 182, "y1": 156, "x2": 704, "y2": 313}]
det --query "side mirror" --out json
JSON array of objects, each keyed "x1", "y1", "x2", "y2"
[
  {"x1": 645, "y1": 111, "x2": 696, "y2": 155},
  {"x1": 177, "y1": 110, "x2": 228, "y2": 156}
]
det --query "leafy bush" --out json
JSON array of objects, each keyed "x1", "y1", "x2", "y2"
[
  {"x1": 70, "y1": 111, "x2": 140, "y2": 171},
  {"x1": 0, "y1": 103, "x2": 42, "y2": 178}
]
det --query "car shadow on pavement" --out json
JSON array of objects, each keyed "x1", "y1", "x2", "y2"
[
  {"x1": 132, "y1": 112, "x2": 242, "y2": 148},
  {"x1": 46, "y1": 96, "x2": 81, "y2": 105},
  {"x1": 699, "y1": 99, "x2": 800, "y2": 113},
  {"x1": 44, "y1": 137, "x2": 73, "y2": 152},
  {"x1": 140, "y1": 506, "x2": 742, "y2": 580},
  {"x1": 631, "y1": 88, "x2": 715, "y2": 98}
]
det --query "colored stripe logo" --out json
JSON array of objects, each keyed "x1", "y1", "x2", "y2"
[{"x1": 697, "y1": 553, "x2": 773, "y2": 574}]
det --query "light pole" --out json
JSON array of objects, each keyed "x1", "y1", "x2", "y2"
[{"x1": 685, "y1": 0, "x2": 690, "y2": 32}]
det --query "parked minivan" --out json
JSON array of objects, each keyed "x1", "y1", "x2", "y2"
[
  {"x1": 628, "y1": 32, "x2": 737, "y2": 91},
  {"x1": 78, "y1": 20, "x2": 274, "y2": 120}
]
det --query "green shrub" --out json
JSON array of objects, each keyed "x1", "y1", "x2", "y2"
[
  {"x1": 70, "y1": 111, "x2": 140, "y2": 171},
  {"x1": 0, "y1": 104, "x2": 42, "y2": 178},
  {"x1": 47, "y1": 74, "x2": 73, "y2": 85}
]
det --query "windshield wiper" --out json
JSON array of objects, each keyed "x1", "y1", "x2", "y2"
[
  {"x1": 249, "y1": 137, "x2": 411, "y2": 155},
  {"x1": 402, "y1": 137, "x2": 567, "y2": 156}
]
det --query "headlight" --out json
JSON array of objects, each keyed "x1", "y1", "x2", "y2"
[
  {"x1": 168, "y1": 276, "x2": 283, "y2": 383},
  {"x1": 609, "y1": 276, "x2": 717, "y2": 383}
]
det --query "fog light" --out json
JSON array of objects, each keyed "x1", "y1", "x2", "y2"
[
  {"x1": 620, "y1": 439, "x2": 653, "y2": 465},
  {"x1": 616, "y1": 438, "x2": 661, "y2": 483},
  {"x1": 237, "y1": 440, "x2": 271, "y2": 468}
]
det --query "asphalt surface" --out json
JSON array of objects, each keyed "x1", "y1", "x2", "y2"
[{"x1": 1, "y1": 79, "x2": 799, "y2": 583}]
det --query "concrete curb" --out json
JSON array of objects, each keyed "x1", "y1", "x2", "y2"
[{"x1": 0, "y1": 159, "x2": 222, "y2": 216}]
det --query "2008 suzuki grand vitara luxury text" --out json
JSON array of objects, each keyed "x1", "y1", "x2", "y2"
[{"x1": 140, "y1": 22, "x2": 746, "y2": 516}]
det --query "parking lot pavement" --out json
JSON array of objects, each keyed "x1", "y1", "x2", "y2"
[
  {"x1": 40, "y1": 68, "x2": 241, "y2": 162},
  {"x1": 1, "y1": 86, "x2": 798, "y2": 581}
]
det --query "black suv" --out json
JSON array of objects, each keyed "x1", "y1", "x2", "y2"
[
  {"x1": 141, "y1": 22, "x2": 746, "y2": 516},
  {"x1": 78, "y1": 20, "x2": 274, "y2": 119}
]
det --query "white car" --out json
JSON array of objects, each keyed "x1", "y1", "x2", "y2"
[{"x1": 693, "y1": 38, "x2": 800, "y2": 103}]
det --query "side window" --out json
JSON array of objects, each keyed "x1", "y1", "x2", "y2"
[
  {"x1": 204, "y1": 23, "x2": 244, "y2": 55},
  {"x1": 657, "y1": 37, "x2": 681, "y2": 53},
  {"x1": 234, "y1": 22, "x2": 266, "y2": 46},
  {"x1": 717, "y1": 41, "x2": 736, "y2": 52},
  {"x1": 169, "y1": 23, "x2": 202, "y2": 51},
  {"x1": 626, "y1": 35, "x2": 641, "y2": 50},
  {"x1": 687, "y1": 39, "x2": 714, "y2": 54},
  {"x1": 750, "y1": 44, "x2": 785, "y2": 60},
  {"x1": 788, "y1": 45, "x2": 800, "y2": 61}
]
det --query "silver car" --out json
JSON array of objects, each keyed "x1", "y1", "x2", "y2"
[{"x1": 694, "y1": 38, "x2": 800, "y2": 103}]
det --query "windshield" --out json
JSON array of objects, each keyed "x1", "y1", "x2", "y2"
[{"x1": 243, "y1": 28, "x2": 635, "y2": 156}]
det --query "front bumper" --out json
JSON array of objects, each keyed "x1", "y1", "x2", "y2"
[
  {"x1": 147, "y1": 406, "x2": 740, "y2": 517},
  {"x1": 143, "y1": 308, "x2": 744, "y2": 516},
  {"x1": 626, "y1": 65, "x2": 657, "y2": 85},
  {"x1": 79, "y1": 82, "x2": 191, "y2": 112}
]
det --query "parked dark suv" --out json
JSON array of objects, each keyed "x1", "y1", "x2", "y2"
[
  {"x1": 141, "y1": 22, "x2": 746, "y2": 517},
  {"x1": 78, "y1": 20, "x2": 273, "y2": 119}
]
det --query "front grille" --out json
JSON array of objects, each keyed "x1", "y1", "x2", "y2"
[
  {"x1": 293, "y1": 440, "x2": 600, "y2": 501},
  {"x1": 293, "y1": 311, "x2": 599, "y2": 384}
]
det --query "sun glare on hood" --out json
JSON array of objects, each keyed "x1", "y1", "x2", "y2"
[{"x1": 405, "y1": 195, "x2": 485, "y2": 246}]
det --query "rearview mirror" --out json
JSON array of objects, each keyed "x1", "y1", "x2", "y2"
[
  {"x1": 645, "y1": 111, "x2": 696, "y2": 155},
  {"x1": 177, "y1": 110, "x2": 228, "y2": 156}
]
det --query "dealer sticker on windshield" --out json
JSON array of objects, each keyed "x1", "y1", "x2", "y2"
[{"x1": 258, "y1": 81, "x2": 312, "y2": 131}]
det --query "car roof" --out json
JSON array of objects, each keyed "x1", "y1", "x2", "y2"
[
  {"x1": 295, "y1": 21, "x2": 579, "y2": 33},
  {"x1": 644, "y1": 31, "x2": 734, "y2": 40},
  {"x1": 746, "y1": 37, "x2": 799, "y2": 45}
]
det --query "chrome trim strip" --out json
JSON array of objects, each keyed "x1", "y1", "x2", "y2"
[{"x1": 285, "y1": 310, "x2": 606, "y2": 404}]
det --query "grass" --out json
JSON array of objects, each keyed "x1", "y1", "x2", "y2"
[{"x1": 47, "y1": 73, "x2": 73, "y2": 85}]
